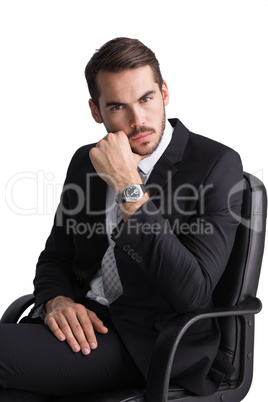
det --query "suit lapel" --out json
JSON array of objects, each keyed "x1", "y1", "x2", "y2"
[{"x1": 146, "y1": 118, "x2": 190, "y2": 197}]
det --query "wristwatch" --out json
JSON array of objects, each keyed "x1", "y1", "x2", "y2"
[{"x1": 115, "y1": 184, "x2": 147, "y2": 203}]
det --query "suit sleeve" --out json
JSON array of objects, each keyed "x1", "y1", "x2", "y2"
[
  {"x1": 113, "y1": 149, "x2": 243, "y2": 313},
  {"x1": 33, "y1": 149, "x2": 83, "y2": 308}
]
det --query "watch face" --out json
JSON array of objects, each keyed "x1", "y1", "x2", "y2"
[{"x1": 125, "y1": 185, "x2": 141, "y2": 201}]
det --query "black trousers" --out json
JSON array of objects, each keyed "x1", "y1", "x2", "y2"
[{"x1": 0, "y1": 300, "x2": 145, "y2": 401}]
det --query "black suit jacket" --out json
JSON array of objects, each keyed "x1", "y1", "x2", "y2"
[{"x1": 33, "y1": 118, "x2": 243, "y2": 395}]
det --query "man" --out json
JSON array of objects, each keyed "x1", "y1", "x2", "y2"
[{"x1": 0, "y1": 37, "x2": 243, "y2": 400}]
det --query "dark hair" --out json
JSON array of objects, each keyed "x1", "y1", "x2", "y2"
[{"x1": 85, "y1": 37, "x2": 163, "y2": 108}]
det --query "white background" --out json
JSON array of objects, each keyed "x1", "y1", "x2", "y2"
[{"x1": 0, "y1": 0, "x2": 267, "y2": 400}]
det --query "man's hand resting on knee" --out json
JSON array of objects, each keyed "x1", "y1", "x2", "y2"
[{"x1": 45, "y1": 296, "x2": 108, "y2": 355}]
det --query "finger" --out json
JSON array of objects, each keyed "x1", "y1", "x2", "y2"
[
  {"x1": 44, "y1": 315, "x2": 66, "y2": 342},
  {"x1": 56, "y1": 314, "x2": 84, "y2": 353},
  {"x1": 71, "y1": 309, "x2": 108, "y2": 353},
  {"x1": 87, "y1": 310, "x2": 109, "y2": 334},
  {"x1": 46, "y1": 311, "x2": 88, "y2": 355},
  {"x1": 63, "y1": 307, "x2": 92, "y2": 355},
  {"x1": 76, "y1": 311, "x2": 99, "y2": 352},
  {"x1": 132, "y1": 152, "x2": 143, "y2": 165}
]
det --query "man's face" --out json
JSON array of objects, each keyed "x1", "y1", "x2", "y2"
[{"x1": 89, "y1": 66, "x2": 169, "y2": 157}]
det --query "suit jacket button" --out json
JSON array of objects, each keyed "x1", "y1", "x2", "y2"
[
  {"x1": 132, "y1": 252, "x2": 139, "y2": 260},
  {"x1": 128, "y1": 248, "x2": 134, "y2": 255},
  {"x1": 123, "y1": 244, "x2": 130, "y2": 252},
  {"x1": 136, "y1": 256, "x2": 143, "y2": 263}
]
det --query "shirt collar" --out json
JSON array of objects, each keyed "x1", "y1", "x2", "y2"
[{"x1": 138, "y1": 119, "x2": 173, "y2": 176}]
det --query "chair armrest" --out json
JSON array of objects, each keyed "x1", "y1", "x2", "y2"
[
  {"x1": 146, "y1": 296, "x2": 262, "y2": 402},
  {"x1": 0, "y1": 294, "x2": 35, "y2": 323}
]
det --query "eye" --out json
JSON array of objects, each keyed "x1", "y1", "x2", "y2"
[
  {"x1": 140, "y1": 96, "x2": 152, "y2": 103},
  {"x1": 110, "y1": 104, "x2": 125, "y2": 112}
]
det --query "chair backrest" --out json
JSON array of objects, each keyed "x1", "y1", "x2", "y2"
[
  {"x1": 213, "y1": 172, "x2": 267, "y2": 307},
  {"x1": 213, "y1": 172, "x2": 267, "y2": 378}
]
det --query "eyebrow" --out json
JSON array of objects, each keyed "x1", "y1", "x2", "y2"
[{"x1": 105, "y1": 90, "x2": 156, "y2": 108}]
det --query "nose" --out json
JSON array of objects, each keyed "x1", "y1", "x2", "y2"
[{"x1": 129, "y1": 106, "x2": 145, "y2": 128}]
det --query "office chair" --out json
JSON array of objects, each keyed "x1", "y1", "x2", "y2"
[{"x1": 1, "y1": 172, "x2": 267, "y2": 402}]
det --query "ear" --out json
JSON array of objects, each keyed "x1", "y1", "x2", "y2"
[
  {"x1": 89, "y1": 99, "x2": 103, "y2": 124},
  {"x1": 161, "y1": 80, "x2": 169, "y2": 106}
]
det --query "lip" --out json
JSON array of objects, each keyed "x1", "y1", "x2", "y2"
[{"x1": 131, "y1": 132, "x2": 153, "y2": 143}]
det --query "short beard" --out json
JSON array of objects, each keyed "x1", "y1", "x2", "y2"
[
  {"x1": 99, "y1": 108, "x2": 166, "y2": 157},
  {"x1": 130, "y1": 111, "x2": 166, "y2": 157}
]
